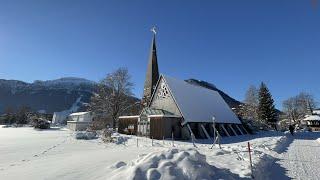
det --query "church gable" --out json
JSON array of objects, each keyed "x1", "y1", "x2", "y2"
[{"x1": 150, "y1": 77, "x2": 182, "y2": 117}]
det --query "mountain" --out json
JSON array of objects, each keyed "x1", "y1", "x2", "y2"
[
  {"x1": 0, "y1": 77, "x2": 96, "y2": 114},
  {"x1": 185, "y1": 79, "x2": 242, "y2": 109},
  {"x1": 0, "y1": 76, "x2": 243, "y2": 115}
]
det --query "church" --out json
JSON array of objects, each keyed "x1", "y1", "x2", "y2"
[{"x1": 118, "y1": 29, "x2": 248, "y2": 140}]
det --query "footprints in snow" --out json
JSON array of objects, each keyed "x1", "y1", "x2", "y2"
[
  {"x1": 1, "y1": 137, "x2": 70, "y2": 172},
  {"x1": 33, "y1": 140, "x2": 66, "y2": 158}
]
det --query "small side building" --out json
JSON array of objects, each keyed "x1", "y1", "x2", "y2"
[
  {"x1": 118, "y1": 116, "x2": 139, "y2": 135},
  {"x1": 67, "y1": 112, "x2": 93, "y2": 131},
  {"x1": 52, "y1": 111, "x2": 70, "y2": 125},
  {"x1": 302, "y1": 115, "x2": 320, "y2": 131}
]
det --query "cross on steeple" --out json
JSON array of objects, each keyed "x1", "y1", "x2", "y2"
[{"x1": 151, "y1": 26, "x2": 157, "y2": 35}]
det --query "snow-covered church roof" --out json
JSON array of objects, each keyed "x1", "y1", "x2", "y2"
[{"x1": 156, "y1": 75, "x2": 241, "y2": 125}]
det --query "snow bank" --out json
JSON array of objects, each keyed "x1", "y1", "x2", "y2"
[
  {"x1": 317, "y1": 138, "x2": 320, "y2": 144},
  {"x1": 75, "y1": 131, "x2": 97, "y2": 140},
  {"x1": 253, "y1": 133, "x2": 291, "y2": 179},
  {"x1": 109, "y1": 148, "x2": 238, "y2": 180}
]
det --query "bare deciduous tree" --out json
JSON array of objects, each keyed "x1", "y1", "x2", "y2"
[
  {"x1": 282, "y1": 92, "x2": 317, "y2": 124},
  {"x1": 283, "y1": 97, "x2": 299, "y2": 124},
  {"x1": 240, "y1": 85, "x2": 259, "y2": 121},
  {"x1": 89, "y1": 67, "x2": 139, "y2": 129}
]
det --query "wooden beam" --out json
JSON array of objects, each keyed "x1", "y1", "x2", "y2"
[
  {"x1": 200, "y1": 124, "x2": 212, "y2": 140},
  {"x1": 235, "y1": 124, "x2": 244, "y2": 135},
  {"x1": 221, "y1": 124, "x2": 230, "y2": 137},
  {"x1": 187, "y1": 123, "x2": 197, "y2": 147},
  {"x1": 228, "y1": 124, "x2": 238, "y2": 136},
  {"x1": 241, "y1": 125, "x2": 249, "y2": 134},
  {"x1": 187, "y1": 124, "x2": 196, "y2": 140}
]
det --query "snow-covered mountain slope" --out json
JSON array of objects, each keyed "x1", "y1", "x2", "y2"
[
  {"x1": 0, "y1": 78, "x2": 96, "y2": 113},
  {"x1": 33, "y1": 77, "x2": 95, "y2": 89}
]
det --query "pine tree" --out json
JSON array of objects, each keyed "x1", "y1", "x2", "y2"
[{"x1": 258, "y1": 82, "x2": 277, "y2": 129}]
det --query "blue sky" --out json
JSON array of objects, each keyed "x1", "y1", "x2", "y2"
[{"x1": 0, "y1": 0, "x2": 319, "y2": 109}]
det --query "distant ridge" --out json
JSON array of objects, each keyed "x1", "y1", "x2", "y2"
[
  {"x1": 0, "y1": 77, "x2": 96, "y2": 114},
  {"x1": 0, "y1": 77, "x2": 244, "y2": 115}
]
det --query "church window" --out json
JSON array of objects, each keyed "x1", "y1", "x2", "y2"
[{"x1": 157, "y1": 82, "x2": 170, "y2": 99}]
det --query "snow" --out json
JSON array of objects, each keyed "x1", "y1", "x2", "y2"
[
  {"x1": 276, "y1": 134, "x2": 320, "y2": 179},
  {"x1": 52, "y1": 96, "x2": 83, "y2": 124},
  {"x1": 109, "y1": 148, "x2": 239, "y2": 180},
  {"x1": 70, "y1": 112, "x2": 90, "y2": 116},
  {"x1": 313, "y1": 110, "x2": 320, "y2": 115},
  {"x1": 162, "y1": 75, "x2": 241, "y2": 124},
  {"x1": 34, "y1": 77, "x2": 95, "y2": 88},
  {"x1": 69, "y1": 111, "x2": 92, "y2": 122},
  {"x1": 69, "y1": 96, "x2": 82, "y2": 112},
  {"x1": 303, "y1": 115, "x2": 320, "y2": 121},
  {"x1": 1, "y1": 126, "x2": 320, "y2": 180}
]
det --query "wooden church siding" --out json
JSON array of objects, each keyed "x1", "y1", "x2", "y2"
[
  {"x1": 149, "y1": 117, "x2": 182, "y2": 140},
  {"x1": 118, "y1": 117, "x2": 138, "y2": 135}
]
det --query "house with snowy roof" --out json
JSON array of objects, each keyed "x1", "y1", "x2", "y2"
[
  {"x1": 302, "y1": 115, "x2": 320, "y2": 131},
  {"x1": 67, "y1": 112, "x2": 93, "y2": 131},
  {"x1": 313, "y1": 109, "x2": 320, "y2": 115},
  {"x1": 118, "y1": 29, "x2": 248, "y2": 140}
]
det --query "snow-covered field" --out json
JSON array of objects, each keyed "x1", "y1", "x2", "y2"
[{"x1": 1, "y1": 126, "x2": 320, "y2": 180}]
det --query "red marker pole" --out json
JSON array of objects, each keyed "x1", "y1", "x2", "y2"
[{"x1": 248, "y1": 142, "x2": 254, "y2": 178}]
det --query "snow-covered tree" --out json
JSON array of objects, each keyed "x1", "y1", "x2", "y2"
[
  {"x1": 240, "y1": 85, "x2": 259, "y2": 121},
  {"x1": 258, "y1": 82, "x2": 277, "y2": 129}
]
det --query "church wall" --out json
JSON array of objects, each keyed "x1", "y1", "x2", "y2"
[{"x1": 150, "y1": 78, "x2": 182, "y2": 117}]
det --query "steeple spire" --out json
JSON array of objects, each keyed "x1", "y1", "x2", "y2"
[{"x1": 142, "y1": 27, "x2": 160, "y2": 107}]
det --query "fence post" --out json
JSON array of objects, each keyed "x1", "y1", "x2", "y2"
[
  {"x1": 248, "y1": 142, "x2": 254, "y2": 178},
  {"x1": 163, "y1": 136, "x2": 165, "y2": 145},
  {"x1": 151, "y1": 136, "x2": 153, "y2": 146},
  {"x1": 136, "y1": 137, "x2": 138, "y2": 147},
  {"x1": 172, "y1": 132, "x2": 174, "y2": 147}
]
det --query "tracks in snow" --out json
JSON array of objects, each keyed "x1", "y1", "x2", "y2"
[{"x1": 1, "y1": 134, "x2": 71, "y2": 171}]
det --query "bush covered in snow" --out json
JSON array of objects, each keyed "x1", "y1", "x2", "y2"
[
  {"x1": 34, "y1": 119, "x2": 50, "y2": 129},
  {"x1": 75, "y1": 131, "x2": 97, "y2": 140},
  {"x1": 101, "y1": 128, "x2": 114, "y2": 142},
  {"x1": 109, "y1": 148, "x2": 239, "y2": 180},
  {"x1": 111, "y1": 133, "x2": 129, "y2": 144},
  {"x1": 100, "y1": 129, "x2": 129, "y2": 144}
]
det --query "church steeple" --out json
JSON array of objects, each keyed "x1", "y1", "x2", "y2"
[{"x1": 142, "y1": 27, "x2": 160, "y2": 107}]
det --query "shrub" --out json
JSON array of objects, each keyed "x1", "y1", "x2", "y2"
[
  {"x1": 101, "y1": 128, "x2": 114, "y2": 142},
  {"x1": 34, "y1": 119, "x2": 50, "y2": 129},
  {"x1": 75, "y1": 131, "x2": 97, "y2": 140}
]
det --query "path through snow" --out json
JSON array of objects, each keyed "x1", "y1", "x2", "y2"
[{"x1": 277, "y1": 132, "x2": 320, "y2": 180}]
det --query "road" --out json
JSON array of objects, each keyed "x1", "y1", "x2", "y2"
[{"x1": 278, "y1": 133, "x2": 320, "y2": 180}]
